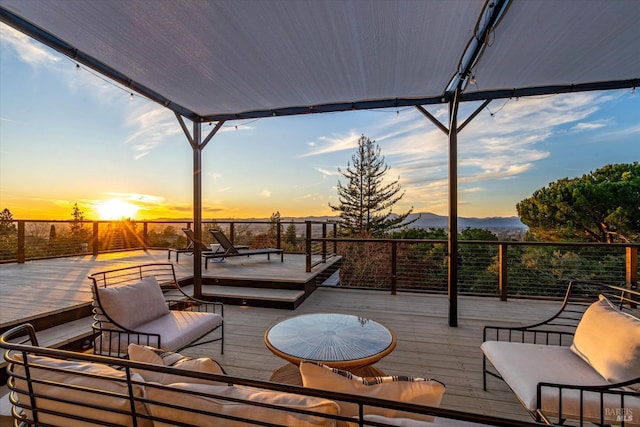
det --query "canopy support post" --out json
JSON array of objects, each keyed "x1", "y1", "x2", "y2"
[
  {"x1": 416, "y1": 94, "x2": 491, "y2": 327},
  {"x1": 175, "y1": 114, "x2": 225, "y2": 298},
  {"x1": 447, "y1": 90, "x2": 460, "y2": 327}
]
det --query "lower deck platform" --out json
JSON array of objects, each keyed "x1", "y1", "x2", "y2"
[{"x1": 0, "y1": 250, "x2": 341, "y2": 335}]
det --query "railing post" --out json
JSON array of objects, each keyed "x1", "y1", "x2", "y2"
[
  {"x1": 17, "y1": 220, "x2": 25, "y2": 263},
  {"x1": 92, "y1": 222, "x2": 99, "y2": 256},
  {"x1": 305, "y1": 221, "x2": 312, "y2": 273},
  {"x1": 142, "y1": 222, "x2": 148, "y2": 249},
  {"x1": 229, "y1": 222, "x2": 235, "y2": 245},
  {"x1": 499, "y1": 242, "x2": 508, "y2": 301},
  {"x1": 391, "y1": 241, "x2": 397, "y2": 295},
  {"x1": 332, "y1": 223, "x2": 337, "y2": 255},
  {"x1": 627, "y1": 246, "x2": 638, "y2": 289},
  {"x1": 276, "y1": 220, "x2": 282, "y2": 249},
  {"x1": 321, "y1": 223, "x2": 327, "y2": 263}
]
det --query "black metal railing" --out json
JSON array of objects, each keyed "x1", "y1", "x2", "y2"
[
  {"x1": 1, "y1": 218, "x2": 637, "y2": 301},
  {"x1": 309, "y1": 237, "x2": 638, "y2": 300}
]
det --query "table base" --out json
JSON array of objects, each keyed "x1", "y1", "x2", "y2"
[{"x1": 269, "y1": 363, "x2": 386, "y2": 386}]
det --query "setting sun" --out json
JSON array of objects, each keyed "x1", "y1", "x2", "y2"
[{"x1": 97, "y1": 199, "x2": 139, "y2": 220}]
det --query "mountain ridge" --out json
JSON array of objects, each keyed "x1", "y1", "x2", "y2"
[{"x1": 158, "y1": 212, "x2": 528, "y2": 230}]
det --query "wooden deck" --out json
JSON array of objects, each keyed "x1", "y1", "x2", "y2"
[
  {"x1": 0, "y1": 249, "x2": 332, "y2": 329},
  {"x1": 0, "y1": 250, "x2": 566, "y2": 422}
]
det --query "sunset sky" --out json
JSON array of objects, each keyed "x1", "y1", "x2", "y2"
[{"x1": 1, "y1": 23, "x2": 639, "y2": 221}]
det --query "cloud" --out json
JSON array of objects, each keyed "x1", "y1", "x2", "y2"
[
  {"x1": 260, "y1": 190, "x2": 271, "y2": 198},
  {"x1": 300, "y1": 132, "x2": 361, "y2": 157},
  {"x1": 314, "y1": 167, "x2": 340, "y2": 177},
  {"x1": 124, "y1": 105, "x2": 181, "y2": 159},
  {"x1": 319, "y1": 91, "x2": 617, "y2": 214},
  {"x1": 572, "y1": 122, "x2": 607, "y2": 132},
  {"x1": 0, "y1": 23, "x2": 60, "y2": 67}
]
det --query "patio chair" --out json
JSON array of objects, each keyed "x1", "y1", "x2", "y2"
[
  {"x1": 168, "y1": 228, "x2": 215, "y2": 261},
  {"x1": 89, "y1": 263, "x2": 223, "y2": 357},
  {"x1": 206, "y1": 229, "x2": 283, "y2": 268}
]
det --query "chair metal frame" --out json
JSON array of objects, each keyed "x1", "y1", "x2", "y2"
[
  {"x1": 88, "y1": 263, "x2": 224, "y2": 357},
  {"x1": 482, "y1": 280, "x2": 640, "y2": 426}
]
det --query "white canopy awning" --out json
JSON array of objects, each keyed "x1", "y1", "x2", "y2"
[{"x1": 2, "y1": 0, "x2": 638, "y2": 122}]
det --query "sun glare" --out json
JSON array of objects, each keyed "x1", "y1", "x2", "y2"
[{"x1": 97, "y1": 199, "x2": 139, "y2": 220}]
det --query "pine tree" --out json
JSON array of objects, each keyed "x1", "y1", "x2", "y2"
[
  {"x1": 329, "y1": 134, "x2": 416, "y2": 236},
  {"x1": 70, "y1": 203, "x2": 87, "y2": 237},
  {"x1": 267, "y1": 211, "x2": 281, "y2": 239},
  {"x1": 284, "y1": 223, "x2": 298, "y2": 246},
  {"x1": 0, "y1": 208, "x2": 17, "y2": 236}
]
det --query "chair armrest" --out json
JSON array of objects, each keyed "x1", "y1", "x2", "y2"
[
  {"x1": 483, "y1": 281, "x2": 590, "y2": 346},
  {"x1": 483, "y1": 324, "x2": 575, "y2": 346},
  {"x1": 536, "y1": 378, "x2": 640, "y2": 426},
  {"x1": 166, "y1": 299, "x2": 224, "y2": 317}
]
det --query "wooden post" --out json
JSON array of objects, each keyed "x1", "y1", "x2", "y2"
[
  {"x1": 627, "y1": 246, "x2": 638, "y2": 289},
  {"x1": 17, "y1": 220, "x2": 25, "y2": 263},
  {"x1": 305, "y1": 221, "x2": 312, "y2": 273},
  {"x1": 499, "y1": 242, "x2": 508, "y2": 301},
  {"x1": 92, "y1": 222, "x2": 99, "y2": 256},
  {"x1": 277, "y1": 220, "x2": 282, "y2": 249},
  {"x1": 142, "y1": 222, "x2": 148, "y2": 249},
  {"x1": 391, "y1": 241, "x2": 397, "y2": 295},
  {"x1": 321, "y1": 223, "x2": 327, "y2": 263},
  {"x1": 229, "y1": 222, "x2": 235, "y2": 245}
]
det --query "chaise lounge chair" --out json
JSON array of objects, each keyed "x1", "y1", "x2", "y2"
[
  {"x1": 168, "y1": 228, "x2": 214, "y2": 261},
  {"x1": 206, "y1": 229, "x2": 283, "y2": 268}
]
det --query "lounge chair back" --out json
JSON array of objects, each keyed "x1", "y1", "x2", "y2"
[
  {"x1": 182, "y1": 228, "x2": 211, "y2": 251},
  {"x1": 210, "y1": 230, "x2": 241, "y2": 255}
]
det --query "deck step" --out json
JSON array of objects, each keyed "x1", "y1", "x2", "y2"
[
  {"x1": 166, "y1": 285, "x2": 306, "y2": 310},
  {"x1": 203, "y1": 285, "x2": 305, "y2": 310}
]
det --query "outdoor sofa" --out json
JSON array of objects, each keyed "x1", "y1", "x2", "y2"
[
  {"x1": 482, "y1": 281, "x2": 640, "y2": 426},
  {"x1": 1, "y1": 323, "x2": 546, "y2": 427}
]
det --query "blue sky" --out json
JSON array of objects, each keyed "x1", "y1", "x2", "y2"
[{"x1": 1, "y1": 22, "x2": 638, "y2": 221}]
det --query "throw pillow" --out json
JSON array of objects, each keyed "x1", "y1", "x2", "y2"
[
  {"x1": 300, "y1": 361, "x2": 445, "y2": 422},
  {"x1": 95, "y1": 276, "x2": 169, "y2": 329},
  {"x1": 128, "y1": 343, "x2": 226, "y2": 385},
  {"x1": 571, "y1": 295, "x2": 640, "y2": 389}
]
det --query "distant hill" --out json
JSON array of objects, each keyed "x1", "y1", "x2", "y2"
[
  {"x1": 162, "y1": 212, "x2": 528, "y2": 231},
  {"x1": 197, "y1": 212, "x2": 528, "y2": 231},
  {"x1": 403, "y1": 213, "x2": 527, "y2": 230}
]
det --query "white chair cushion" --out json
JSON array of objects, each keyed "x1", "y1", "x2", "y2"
[
  {"x1": 300, "y1": 361, "x2": 445, "y2": 423},
  {"x1": 128, "y1": 343, "x2": 225, "y2": 385},
  {"x1": 11, "y1": 354, "x2": 151, "y2": 427},
  {"x1": 97, "y1": 310, "x2": 222, "y2": 356},
  {"x1": 481, "y1": 341, "x2": 640, "y2": 425},
  {"x1": 95, "y1": 276, "x2": 168, "y2": 329},
  {"x1": 145, "y1": 382, "x2": 340, "y2": 427},
  {"x1": 571, "y1": 295, "x2": 640, "y2": 389}
]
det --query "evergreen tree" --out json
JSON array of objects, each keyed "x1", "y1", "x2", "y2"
[
  {"x1": 267, "y1": 211, "x2": 281, "y2": 239},
  {"x1": 517, "y1": 162, "x2": 640, "y2": 243},
  {"x1": 0, "y1": 208, "x2": 17, "y2": 236},
  {"x1": 329, "y1": 134, "x2": 416, "y2": 236},
  {"x1": 284, "y1": 223, "x2": 298, "y2": 246},
  {"x1": 70, "y1": 203, "x2": 85, "y2": 236}
]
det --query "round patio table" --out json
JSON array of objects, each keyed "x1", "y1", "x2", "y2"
[{"x1": 264, "y1": 313, "x2": 396, "y2": 370}]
